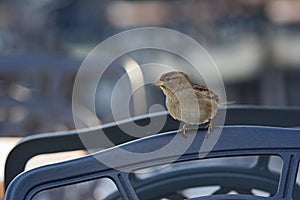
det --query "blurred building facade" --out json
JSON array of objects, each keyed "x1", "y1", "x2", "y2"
[{"x1": 0, "y1": 0, "x2": 299, "y2": 137}]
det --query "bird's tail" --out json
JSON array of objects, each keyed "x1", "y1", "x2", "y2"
[{"x1": 219, "y1": 101, "x2": 235, "y2": 105}]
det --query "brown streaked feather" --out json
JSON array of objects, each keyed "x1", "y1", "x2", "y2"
[{"x1": 192, "y1": 84, "x2": 219, "y2": 103}]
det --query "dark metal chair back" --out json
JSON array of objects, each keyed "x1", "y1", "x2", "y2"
[
  {"x1": 4, "y1": 105, "x2": 300, "y2": 190},
  {"x1": 4, "y1": 126, "x2": 300, "y2": 200}
]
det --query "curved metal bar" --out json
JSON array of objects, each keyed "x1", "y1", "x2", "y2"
[
  {"x1": 130, "y1": 167, "x2": 279, "y2": 199},
  {"x1": 189, "y1": 194, "x2": 269, "y2": 200}
]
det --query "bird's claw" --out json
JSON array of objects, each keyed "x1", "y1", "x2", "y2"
[
  {"x1": 205, "y1": 119, "x2": 213, "y2": 138},
  {"x1": 179, "y1": 123, "x2": 189, "y2": 137}
]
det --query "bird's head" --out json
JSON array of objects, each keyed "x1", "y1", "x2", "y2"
[{"x1": 152, "y1": 71, "x2": 192, "y2": 93}]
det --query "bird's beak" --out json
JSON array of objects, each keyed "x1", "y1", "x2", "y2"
[{"x1": 152, "y1": 81, "x2": 164, "y2": 87}]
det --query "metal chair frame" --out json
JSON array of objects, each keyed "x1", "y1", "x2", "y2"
[
  {"x1": 4, "y1": 126, "x2": 300, "y2": 200},
  {"x1": 4, "y1": 105, "x2": 300, "y2": 199}
]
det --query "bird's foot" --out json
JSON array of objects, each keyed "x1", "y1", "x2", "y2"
[
  {"x1": 178, "y1": 123, "x2": 189, "y2": 137},
  {"x1": 205, "y1": 120, "x2": 213, "y2": 138},
  {"x1": 183, "y1": 123, "x2": 189, "y2": 134}
]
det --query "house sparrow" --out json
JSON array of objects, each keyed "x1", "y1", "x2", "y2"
[{"x1": 153, "y1": 71, "x2": 221, "y2": 135}]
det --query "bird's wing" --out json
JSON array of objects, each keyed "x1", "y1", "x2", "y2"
[{"x1": 192, "y1": 84, "x2": 219, "y2": 103}]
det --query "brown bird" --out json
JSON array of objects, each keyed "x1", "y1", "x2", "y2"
[{"x1": 153, "y1": 71, "x2": 221, "y2": 135}]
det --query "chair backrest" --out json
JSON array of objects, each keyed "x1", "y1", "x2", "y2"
[
  {"x1": 4, "y1": 105, "x2": 300, "y2": 189},
  {"x1": 4, "y1": 126, "x2": 300, "y2": 200}
]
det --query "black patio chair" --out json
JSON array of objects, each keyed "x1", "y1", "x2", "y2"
[
  {"x1": 4, "y1": 126, "x2": 300, "y2": 200},
  {"x1": 4, "y1": 105, "x2": 300, "y2": 190}
]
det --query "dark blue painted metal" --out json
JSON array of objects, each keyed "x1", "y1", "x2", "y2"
[
  {"x1": 4, "y1": 126, "x2": 300, "y2": 200},
  {"x1": 4, "y1": 105, "x2": 300, "y2": 189}
]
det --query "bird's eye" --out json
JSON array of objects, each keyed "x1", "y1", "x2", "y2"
[{"x1": 165, "y1": 77, "x2": 170, "y2": 81}]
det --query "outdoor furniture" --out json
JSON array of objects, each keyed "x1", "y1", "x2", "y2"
[
  {"x1": 4, "y1": 126, "x2": 300, "y2": 200},
  {"x1": 4, "y1": 105, "x2": 300, "y2": 199}
]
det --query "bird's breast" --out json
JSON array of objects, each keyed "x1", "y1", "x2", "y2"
[
  {"x1": 165, "y1": 89, "x2": 218, "y2": 124},
  {"x1": 165, "y1": 93, "x2": 181, "y2": 121}
]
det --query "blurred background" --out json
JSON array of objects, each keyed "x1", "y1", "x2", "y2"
[{"x1": 1, "y1": 0, "x2": 300, "y2": 199}]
